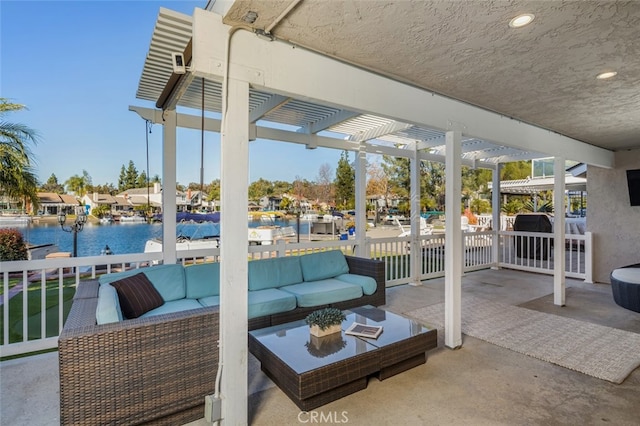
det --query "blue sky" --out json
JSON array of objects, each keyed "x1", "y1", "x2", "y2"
[{"x1": 1, "y1": 0, "x2": 346, "y2": 189}]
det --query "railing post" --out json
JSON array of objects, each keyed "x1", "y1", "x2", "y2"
[
  {"x1": 364, "y1": 236, "x2": 372, "y2": 259},
  {"x1": 276, "y1": 239, "x2": 287, "y2": 258},
  {"x1": 584, "y1": 231, "x2": 593, "y2": 283},
  {"x1": 490, "y1": 230, "x2": 499, "y2": 269}
]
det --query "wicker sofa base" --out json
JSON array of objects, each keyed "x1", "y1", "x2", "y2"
[
  {"x1": 59, "y1": 299, "x2": 219, "y2": 425},
  {"x1": 59, "y1": 255, "x2": 385, "y2": 425}
]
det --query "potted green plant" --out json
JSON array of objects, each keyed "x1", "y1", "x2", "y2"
[{"x1": 305, "y1": 307, "x2": 346, "y2": 337}]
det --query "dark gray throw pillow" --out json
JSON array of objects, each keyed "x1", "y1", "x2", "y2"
[{"x1": 111, "y1": 272, "x2": 164, "y2": 319}]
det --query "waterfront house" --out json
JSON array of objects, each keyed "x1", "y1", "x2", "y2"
[{"x1": 35, "y1": 193, "x2": 80, "y2": 216}]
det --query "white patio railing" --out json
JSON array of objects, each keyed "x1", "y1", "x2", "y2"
[
  {"x1": 498, "y1": 230, "x2": 592, "y2": 281},
  {"x1": 0, "y1": 231, "x2": 591, "y2": 357}
]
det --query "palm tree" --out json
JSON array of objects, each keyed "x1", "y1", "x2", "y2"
[{"x1": 0, "y1": 98, "x2": 40, "y2": 211}]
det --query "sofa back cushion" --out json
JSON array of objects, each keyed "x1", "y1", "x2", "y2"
[
  {"x1": 248, "y1": 258, "x2": 281, "y2": 291},
  {"x1": 98, "y1": 264, "x2": 186, "y2": 302},
  {"x1": 185, "y1": 262, "x2": 220, "y2": 299},
  {"x1": 299, "y1": 250, "x2": 349, "y2": 282},
  {"x1": 277, "y1": 256, "x2": 304, "y2": 286}
]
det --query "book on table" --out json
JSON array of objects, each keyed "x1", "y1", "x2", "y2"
[{"x1": 345, "y1": 322, "x2": 383, "y2": 339}]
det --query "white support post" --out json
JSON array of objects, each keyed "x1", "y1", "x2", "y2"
[
  {"x1": 162, "y1": 109, "x2": 178, "y2": 265},
  {"x1": 445, "y1": 130, "x2": 462, "y2": 349},
  {"x1": 219, "y1": 77, "x2": 249, "y2": 425},
  {"x1": 410, "y1": 142, "x2": 422, "y2": 286},
  {"x1": 584, "y1": 231, "x2": 593, "y2": 283},
  {"x1": 491, "y1": 163, "x2": 502, "y2": 269},
  {"x1": 354, "y1": 143, "x2": 367, "y2": 257},
  {"x1": 553, "y1": 157, "x2": 566, "y2": 306}
]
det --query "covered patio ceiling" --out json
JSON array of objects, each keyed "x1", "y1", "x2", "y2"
[
  {"x1": 214, "y1": 0, "x2": 639, "y2": 154},
  {"x1": 134, "y1": 7, "x2": 559, "y2": 168}
]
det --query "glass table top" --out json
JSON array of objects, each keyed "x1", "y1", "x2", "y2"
[{"x1": 249, "y1": 306, "x2": 430, "y2": 374}]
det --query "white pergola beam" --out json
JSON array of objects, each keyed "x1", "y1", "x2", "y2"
[
  {"x1": 417, "y1": 136, "x2": 446, "y2": 150},
  {"x1": 461, "y1": 139, "x2": 497, "y2": 153},
  {"x1": 130, "y1": 106, "x2": 496, "y2": 169},
  {"x1": 468, "y1": 147, "x2": 531, "y2": 161},
  {"x1": 489, "y1": 151, "x2": 548, "y2": 164},
  {"x1": 249, "y1": 94, "x2": 290, "y2": 123},
  {"x1": 349, "y1": 120, "x2": 413, "y2": 142},
  {"x1": 190, "y1": 9, "x2": 614, "y2": 168},
  {"x1": 301, "y1": 109, "x2": 360, "y2": 134}
]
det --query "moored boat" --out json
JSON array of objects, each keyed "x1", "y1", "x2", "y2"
[
  {"x1": 118, "y1": 214, "x2": 147, "y2": 223},
  {"x1": 99, "y1": 215, "x2": 114, "y2": 224}
]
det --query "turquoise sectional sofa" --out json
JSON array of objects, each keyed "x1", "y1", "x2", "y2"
[
  {"x1": 94, "y1": 250, "x2": 384, "y2": 329},
  {"x1": 58, "y1": 251, "x2": 385, "y2": 425}
]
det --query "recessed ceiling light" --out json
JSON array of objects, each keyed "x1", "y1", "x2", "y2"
[
  {"x1": 596, "y1": 71, "x2": 617, "y2": 80},
  {"x1": 509, "y1": 14, "x2": 535, "y2": 28}
]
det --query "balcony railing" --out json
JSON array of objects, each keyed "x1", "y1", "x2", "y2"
[{"x1": 0, "y1": 231, "x2": 591, "y2": 357}]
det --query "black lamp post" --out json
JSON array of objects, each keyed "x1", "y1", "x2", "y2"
[
  {"x1": 58, "y1": 206, "x2": 87, "y2": 257},
  {"x1": 293, "y1": 201, "x2": 301, "y2": 243}
]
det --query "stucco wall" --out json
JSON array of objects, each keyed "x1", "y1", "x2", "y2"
[{"x1": 588, "y1": 149, "x2": 640, "y2": 283}]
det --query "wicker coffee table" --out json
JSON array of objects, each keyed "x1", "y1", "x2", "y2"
[{"x1": 248, "y1": 306, "x2": 437, "y2": 410}]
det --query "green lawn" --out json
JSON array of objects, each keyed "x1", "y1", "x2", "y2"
[{"x1": 0, "y1": 277, "x2": 76, "y2": 345}]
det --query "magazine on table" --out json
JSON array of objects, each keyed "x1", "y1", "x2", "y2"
[{"x1": 345, "y1": 322, "x2": 383, "y2": 339}]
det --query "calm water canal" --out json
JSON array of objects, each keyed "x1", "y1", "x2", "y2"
[{"x1": 15, "y1": 219, "x2": 311, "y2": 257}]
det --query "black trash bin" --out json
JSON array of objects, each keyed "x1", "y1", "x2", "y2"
[{"x1": 513, "y1": 214, "x2": 552, "y2": 260}]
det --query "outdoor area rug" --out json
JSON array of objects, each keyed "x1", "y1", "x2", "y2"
[{"x1": 407, "y1": 295, "x2": 640, "y2": 384}]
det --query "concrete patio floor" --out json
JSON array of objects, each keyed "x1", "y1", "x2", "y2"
[{"x1": 2, "y1": 269, "x2": 639, "y2": 425}]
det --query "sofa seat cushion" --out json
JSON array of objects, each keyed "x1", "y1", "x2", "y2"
[
  {"x1": 198, "y1": 295, "x2": 220, "y2": 307},
  {"x1": 96, "y1": 284, "x2": 123, "y2": 325},
  {"x1": 98, "y1": 264, "x2": 186, "y2": 302},
  {"x1": 280, "y1": 279, "x2": 363, "y2": 307},
  {"x1": 185, "y1": 262, "x2": 220, "y2": 299},
  {"x1": 140, "y1": 299, "x2": 203, "y2": 318},
  {"x1": 335, "y1": 273, "x2": 377, "y2": 295},
  {"x1": 612, "y1": 268, "x2": 640, "y2": 284},
  {"x1": 299, "y1": 250, "x2": 349, "y2": 282},
  {"x1": 111, "y1": 273, "x2": 165, "y2": 319},
  {"x1": 248, "y1": 288, "x2": 297, "y2": 319}
]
